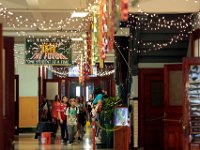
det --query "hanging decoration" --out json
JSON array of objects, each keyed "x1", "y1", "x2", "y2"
[
  {"x1": 78, "y1": 54, "x2": 84, "y2": 84},
  {"x1": 4, "y1": 0, "x2": 199, "y2": 80},
  {"x1": 120, "y1": 0, "x2": 129, "y2": 21},
  {"x1": 91, "y1": 7, "x2": 99, "y2": 65},
  {"x1": 97, "y1": 0, "x2": 104, "y2": 68},
  {"x1": 108, "y1": 0, "x2": 115, "y2": 52},
  {"x1": 87, "y1": 31, "x2": 93, "y2": 76},
  {"x1": 47, "y1": 65, "x2": 114, "y2": 78}
]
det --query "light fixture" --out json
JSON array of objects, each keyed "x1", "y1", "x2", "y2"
[
  {"x1": 71, "y1": 37, "x2": 83, "y2": 41},
  {"x1": 71, "y1": 12, "x2": 89, "y2": 18}
]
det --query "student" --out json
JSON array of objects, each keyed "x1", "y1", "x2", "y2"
[
  {"x1": 76, "y1": 96, "x2": 87, "y2": 140},
  {"x1": 91, "y1": 88, "x2": 103, "y2": 118},
  {"x1": 41, "y1": 97, "x2": 51, "y2": 122},
  {"x1": 86, "y1": 94, "x2": 94, "y2": 126},
  {"x1": 57, "y1": 96, "x2": 68, "y2": 143},
  {"x1": 51, "y1": 95, "x2": 60, "y2": 122},
  {"x1": 92, "y1": 88, "x2": 104, "y2": 137},
  {"x1": 66, "y1": 98, "x2": 79, "y2": 144}
]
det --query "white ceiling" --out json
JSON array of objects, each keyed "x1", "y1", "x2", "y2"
[
  {"x1": 0, "y1": 0, "x2": 199, "y2": 39},
  {"x1": 129, "y1": 0, "x2": 200, "y2": 13},
  {"x1": 0, "y1": 0, "x2": 93, "y2": 39}
]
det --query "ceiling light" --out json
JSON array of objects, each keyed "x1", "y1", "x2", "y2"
[
  {"x1": 71, "y1": 37, "x2": 83, "y2": 41},
  {"x1": 71, "y1": 12, "x2": 89, "y2": 18}
]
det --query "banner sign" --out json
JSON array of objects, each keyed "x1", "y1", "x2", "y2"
[{"x1": 25, "y1": 38, "x2": 72, "y2": 65}]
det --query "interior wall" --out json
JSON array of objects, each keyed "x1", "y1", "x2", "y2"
[
  {"x1": 15, "y1": 64, "x2": 38, "y2": 128},
  {"x1": 19, "y1": 97, "x2": 38, "y2": 127}
]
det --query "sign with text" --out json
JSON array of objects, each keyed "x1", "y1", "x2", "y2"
[{"x1": 25, "y1": 38, "x2": 72, "y2": 65}]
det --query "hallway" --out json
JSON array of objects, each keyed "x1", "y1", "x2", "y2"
[{"x1": 14, "y1": 126, "x2": 113, "y2": 150}]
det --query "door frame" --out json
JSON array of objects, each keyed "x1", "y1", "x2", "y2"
[{"x1": 14, "y1": 75, "x2": 19, "y2": 135}]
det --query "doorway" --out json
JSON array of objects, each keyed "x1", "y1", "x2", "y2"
[
  {"x1": 139, "y1": 66, "x2": 183, "y2": 150},
  {"x1": 139, "y1": 69, "x2": 164, "y2": 150}
]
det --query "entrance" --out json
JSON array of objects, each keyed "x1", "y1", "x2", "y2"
[
  {"x1": 42, "y1": 76, "x2": 114, "y2": 102},
  {"x1": 139, "y1": 65, "x2": 183, "y2": 150}
]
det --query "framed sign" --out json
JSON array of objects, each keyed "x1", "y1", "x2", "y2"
[{"x1": 25, "y1": 38, "x2": 72, "y2": 65}]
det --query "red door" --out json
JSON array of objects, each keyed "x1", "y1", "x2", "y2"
[
  {"x1": 139, "y1": 69, "x2": 164, "y2": 150},
  {"x1": 164, "y1": 64, "x2": 183, "y2": 150}
]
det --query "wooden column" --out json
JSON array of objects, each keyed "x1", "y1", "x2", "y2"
[
  {"x1": 0, "y1": 23, "x2": 3, "y2": 150},
  {"x1": 0, "y1": 28, "x2": 15, "y2": 149},
  {"x1": 3, "y1": 36, "x2": 15, "y2": 150}
]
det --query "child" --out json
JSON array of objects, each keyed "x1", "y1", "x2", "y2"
[
  {"x1": 57, "y1": 96, "x2": 68, "y2": 143},
  {"x1": 65, "y1": 98, "x2": 79, "y2": 143}
]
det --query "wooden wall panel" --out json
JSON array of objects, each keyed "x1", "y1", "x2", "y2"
[
  {"x1": 114, "y1": 126, "x2": 129, "y2": 150},
  {"x1": 19, "y1": 97, "x2": 38, "y2": 127}
]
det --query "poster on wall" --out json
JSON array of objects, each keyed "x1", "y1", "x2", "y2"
[{"x1": 25, "y1": 38, "x2": 72, "y2": 65}]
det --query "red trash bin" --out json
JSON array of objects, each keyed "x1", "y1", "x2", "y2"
[{"x1": 41, "y1": 132, "x2": 51, "y2": 144}]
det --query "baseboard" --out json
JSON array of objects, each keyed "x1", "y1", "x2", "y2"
[{"x1": 19, "y1": 127, "x2": 36, "y2": 133}]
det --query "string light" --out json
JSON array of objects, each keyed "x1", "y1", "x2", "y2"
[
  {"x1": 9, "y1": 1, "x2": 200, "y2": 72},
  {"x1": 46, "y1": 65, "x2": 114, "y2": 78},
  {"x1": 0, "y1": 2, "x2": 98, "y2": 38}
]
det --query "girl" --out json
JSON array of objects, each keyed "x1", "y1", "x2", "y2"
[{"x1": 57, "y1": 96, "x2": 68, "y2": 143}]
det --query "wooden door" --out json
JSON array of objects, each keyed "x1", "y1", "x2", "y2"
[
  {"x1": 164, "y1": 64, "x2": 183, "y2": 150},
  {"x1": 139, "y1": 69, "x2": 164, "y2": 150}
]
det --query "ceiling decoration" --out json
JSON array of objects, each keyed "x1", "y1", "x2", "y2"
[{"x1": 1, "y1": 0, "x2": 200, "y2": 83}]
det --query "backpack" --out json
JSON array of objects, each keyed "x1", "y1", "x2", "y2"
[
  {"x1": 68, "y1": 106, "x2": 78, "y2": 115},
  {"x1": 67, "y1": 106, "x2": 78, "y2": 125}
]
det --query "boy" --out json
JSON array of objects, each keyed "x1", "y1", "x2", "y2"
[{"x1": 65, "y1": 98, "x2": 79, "y2": 143}]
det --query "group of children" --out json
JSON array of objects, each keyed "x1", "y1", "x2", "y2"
[
  {"x1": 41, "y1": 87, "x2": 105, "y2": 144},
  {"x1": 41, "y1": 95, "x2": 87, "y2": 144}
]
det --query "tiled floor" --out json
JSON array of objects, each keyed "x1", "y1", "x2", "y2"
[{"x1": 14, "y1": 126, "x2": 113, "y2": 150}]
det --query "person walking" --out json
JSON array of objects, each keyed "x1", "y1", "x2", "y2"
[
  {"x1": 57, "y1": 96, "x2": 68, "y2": 143},
  {"x1": 66, "y1": 98, "x2": 79, "y2": 144}
]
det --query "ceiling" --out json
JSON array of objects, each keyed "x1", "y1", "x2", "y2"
[
  {"x1": 0, "y1": 0, "x2": 200, "y2": 64},
  {"x1": 0, "y1": 0, "x2": 199, "y2": 40},
  {"x1": 0, "y1": 0, "x2": 95, "y2": 40}
]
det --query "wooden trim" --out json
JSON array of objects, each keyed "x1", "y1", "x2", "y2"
[
  {"x1": 0, "y1": 24, "x2": 3, "y2": 150},
  {"x1": 14, "y1": 75, "x2": 19, "y2": 135},
  {"x1": 19, "y1": 127, "x2": 36, "y2": 133},
  {"x1": 3, "y1": 36, "x2": 15, "y2": 149},
  {"x1": 191, "y1": 29, "x2": 200, "y2": 57},
  {"x1": 164, "y1": 64, "x2": 182, "y2": 115}
]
